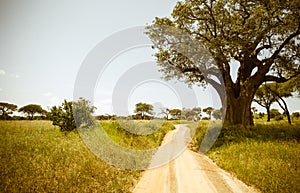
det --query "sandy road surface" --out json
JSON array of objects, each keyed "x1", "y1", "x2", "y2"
[{"x1": 132, "y1": 124, "x2": 259, "y2": 193}]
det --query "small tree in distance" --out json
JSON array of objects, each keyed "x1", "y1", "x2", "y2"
[
  {"x1": 73, "y1": 98, "x2": 96, "y2": 128},
  {"x1": 169, "y1": 109, "x2": 182, "y2": 120},
  {"x1": 134, "y1": 102, "x2": 153, "y2": 120},
  {"x1": 160, "y1": 108, "x2": 170, "y2": 120},
  {"x1": 212, "y1": 109, "x2": 222, "y2": 120},
  {"x1": 19, "y1": 104, "x2": 46, "y2": 120},
  {"x1": 0, "y1": 102, "x2": 17, "y2": 120}
]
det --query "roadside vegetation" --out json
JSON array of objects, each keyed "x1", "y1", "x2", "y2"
[
  {"x1": 0, "y1": 120, "x2": 174, "y2": 192},
  {"x1": 101, "y1": 120, "x2": 175, "y2": 150},
  {"x1": 192, "y1": 119, "x2": 300, "y2": 193}
]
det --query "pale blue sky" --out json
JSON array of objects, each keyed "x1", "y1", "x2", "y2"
[{"x1": 0, "y1": 0, "x2": 299, "y2": 115}]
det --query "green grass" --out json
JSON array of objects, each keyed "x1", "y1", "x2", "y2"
[
  {"x1": 192, "y1": 121, "x2": 300, "y2": 193},
  {"x1": 100, "y1": 120, "x2": 175, "y2": 150},
  {"x1": 0, "y1": 120, "x2": 174, "y2": 192}
]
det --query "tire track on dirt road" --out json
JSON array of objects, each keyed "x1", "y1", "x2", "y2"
[{"x1": 132, "y1": 124, "x2": 259, "y2": 193}]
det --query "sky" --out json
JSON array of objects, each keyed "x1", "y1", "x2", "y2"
[{"x1": 0, "y1": 0, "x2": 299, "y2": 116}]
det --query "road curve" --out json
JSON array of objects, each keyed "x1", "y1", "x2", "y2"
[{"x1": 132, "y1": 124, "x2": 259, "y2": 193}]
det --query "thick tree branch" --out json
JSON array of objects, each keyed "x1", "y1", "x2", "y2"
[
  {"x1": 263, "y1": 24, "x2": 300, "y2": 65},
  {"x1": 264, "y1": 73, "x2": 299, "y2": 83}
]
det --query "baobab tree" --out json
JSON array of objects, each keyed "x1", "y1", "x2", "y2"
[{"x1": 146, "y1": 0, "x2": 300, "y2": 127}]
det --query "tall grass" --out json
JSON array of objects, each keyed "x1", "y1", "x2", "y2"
[
  {"x1": 192, "y1": 121, "x2": 300, "y2": 193},
  {"x1": 101, "y1": 120, "x2": 174, "y2": 149},
  {"x1": 0, "y1": 120, "x2": 174, "y2": 192},
  {"x1": 209, "y1": 140, "x2": 300, "y2": 193}
]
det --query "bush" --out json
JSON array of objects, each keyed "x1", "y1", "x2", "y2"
[
  {"x1": 270, "y1": 109, "x2": 281, "y2": 119},
  {"x1": 73, "y1": 98, "x2": 96, "y2": 128},
  {"x1": 274, "y1": 114, "x2": 284, "y2": 121},
  {"x1": 48, "y1": 100, "x2": 76, "y2": 132},
  {"x1": 48, "y1": 98, "x2": 96, "y2": 132}
]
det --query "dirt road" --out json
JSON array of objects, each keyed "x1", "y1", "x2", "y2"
[{"x1": 132, "y1": 124, "x2": 259, "y2": 193}]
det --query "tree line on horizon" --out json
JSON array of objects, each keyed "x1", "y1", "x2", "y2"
[
  {"x1": 0, "y1": 100, "x2": 219, "y2": 121},
  {"x1": 1, "y1": 97, "x2": 299, "y2": 122}
]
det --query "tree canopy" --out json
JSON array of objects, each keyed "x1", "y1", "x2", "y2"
[
  {"x1": 182, "y1": 107, "x2": 202, "y2": 121},
  {"x1": 146, "y1": 0, "x2": 300, "y2": 127},
  {"x1": 169, "y1": 109, "x2": 182, "y2": 120},
  {"x1": 49, "y1": 100, "x2": 76, "y2": 132},
  {"x1": 134, "y1": 102, "x2": 153, "y2": 120},
  {"x1": 254, "y1": 82, "x2": 293, "y2": 123},
  {"x1": 254, "y1": 84, "x2": 277, "y2": 121},
  {"x1": 0, "y1": 102, "x2": 17, "y2": 120},
  {"x1": 212, "y1": 109, "x2": 222, "y2": 120},
  {"x1": 19, "y1": 104, "x2": 45, "y2": 120}
]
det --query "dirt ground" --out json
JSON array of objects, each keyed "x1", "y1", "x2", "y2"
[{"x1": 132, "y1": 124, "x2": 259, "y2": 193}]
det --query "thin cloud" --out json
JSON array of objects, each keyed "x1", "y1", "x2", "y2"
[
  {"x1": 10, "y1": 73, "x2": 20, "y2": 78},
  {"x1": 0, "y1": 69, "x2": 5, "y2": 75}
]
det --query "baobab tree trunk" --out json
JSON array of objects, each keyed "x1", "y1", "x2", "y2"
[{"x1": 223, "y1": 87, "x2": 255, "y2": 127}]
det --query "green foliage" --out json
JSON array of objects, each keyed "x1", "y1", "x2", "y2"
[
  {"x1": 289, "y1": 75, "x2": 300, "y2": 97},
  {"x1": 212, "y1": 109, "x2": 222, "y2": 120},
  {"x1": 269, "y1": 108, "x2": 281, "y2": 119},
  {"x1": 181, "y1": 107, "x2": 202, "y2": 121},
  {"x1": 101, "y1": 120, "x2": 175, "y2": 149},
  {"x1": 292, "y1": 112, "x2": 300, "y2": 119},
  {"x1": 258, "y1": 112, "x2": 265, "y2": 119},
  {"x1": 146, "y1": 0, "x2": 300, "y2": 126},
  {"x1": 19, "y1": 104, "x2": 46, "y2": 120},
  {"x1": 0, "y1": 102, "x2": 17, "y2": 120},
  {"x1": 274, "y1": 114, "x2": 284, "y2": 121},
  {"x1": 48, "y1": 100, "x2": 76, "y2": 132},
  {"x1": 48, "y1": 98, "x2": 96, "y2": 132},
  {"x1": 134, "y1": 102, "x2": 153, "y2": 120},
  {"x1": 254, "y1": 84, "x2": 276, "y2": 110},
  {"x1": 193, "y1": 121, "x2": 300, "y2": 148},
  {"x1": 73, "y1": 98, "x2": 96, "y2": 128},
  {"x1": 168, "y1": 108, "x2": 182, "y2": 120},
  {"x1": 147, "y1": 0, "x2": 300, "y2": 83}
]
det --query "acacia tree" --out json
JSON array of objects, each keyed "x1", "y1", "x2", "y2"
[
  {"x1": 169, "y1": 109, "x2": 182, "y2": 120},
  {"x1": 254, "y1": 84, "x2": 276, "y2": 122},
  {"x1": 134, "y1": 102, "x2": 153, "y2": 120},
  {"x1": 181, "y1": 107, "x2": 201, "y2": 120},
  {"x1": 160, "y1": 108, "x2": 170, "y2": 120},
  {"x1": 19, "y1": 104, "x2": 46, "y2": 120},
  {"x1": 0, "y1": 102, "x2": 17, "y2": 120},
  {"x1": 212, "y1": 109, "x2": 222, "y2": 120},
  {"x1": 146, "y1": 0, "x2": 300, "y2": 127},
  {"x1": 265, "y1": 83, "x2": 293, "y2": 124}
]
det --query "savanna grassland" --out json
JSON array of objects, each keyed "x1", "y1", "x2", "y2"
[
  {"x1": 192, "y1": 119, "x2": 300, "y2": 193},
  {"x1": 0, "y1": 120, "x2": 174, "y2": 192}
]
